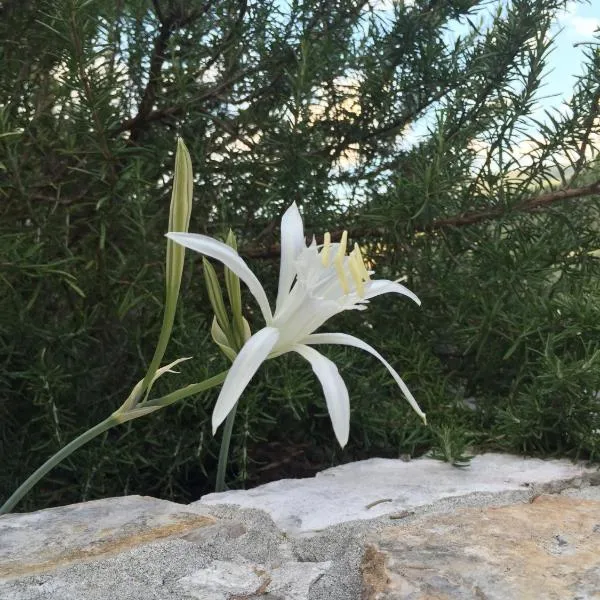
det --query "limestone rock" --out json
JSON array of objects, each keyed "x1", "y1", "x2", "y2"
[
  {"x1": 197, "y1": 453, "x2": 596, "y2": 534},
  {"x1": 175, "y1": 559, "x2": 331, "y2": 600},
  {"x1": 361, "y1": 495, "x2": 600, "y2": 600},
  {"x1": 1, "y1": 455, "x2": 597, "y2": 600},
  {"x1": 0, "y1": 495, "x2": 331, "y2": 600},
  {"x1": 0, "y1": 495, "x2": 214, "y2": 579}
]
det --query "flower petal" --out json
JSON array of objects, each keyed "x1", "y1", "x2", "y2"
[
  {"x1": 212, "y1": 327, "x2": 280, "y2": 433},
  {"x1": 166, "y1": 232, "x2": 273, "y2": 323},
  {"x1": 302, "y1": 333, "x2": 426, "y2": 423},
  {"x1": 364, "y1": 279, "x2": 421, "y2": 306},
  {"x1": 292, "y1": 344, "x2": 350, "y2": 447},
  {"x1": 276, "y1": 202, "x2": 306, "y2": 314}
]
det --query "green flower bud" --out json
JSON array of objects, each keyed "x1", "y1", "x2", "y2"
[
  {"x1": 224, "y1": 230, "x2": 245, "y2": 351},
  {"x1": 166, "y1": 138, "x2": 193, "y2": 302},
  {"x1": 203, "y1": 257, "x2": 233, "y2": 341},
  {"x1": 142, "y1": 138, "x2": 193, "y2": 395}
]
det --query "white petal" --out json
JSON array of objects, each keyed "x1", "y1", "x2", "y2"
[
  {"x1": 276, "y1": 203, "x2": 306, "y2": 314},
  {"x1": 212, "y1": 327, "x2": 280, "y2": 433},
  {"x1": 166, "y1": 232, "x2": 273, "y2": 323},
  {"x1": 292, "y1": 344, "x2": 350, "y2": 447},
  {"x1": 303, "y1": 333, "x2": 426, "y2": 423},
  {"x1": 364, "y1": 279, "x2": 421, "y2": 306}
]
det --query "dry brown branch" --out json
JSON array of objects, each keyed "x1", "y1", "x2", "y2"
[
  {"x1": 240, "y1": 179, "x2": 600, "y2": 259},
  {"x1": 127, "y1": 9, "x2": 176, "y2": 142}
]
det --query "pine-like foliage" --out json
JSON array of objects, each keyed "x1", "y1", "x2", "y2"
[{"x1": 1, "y1": 0, "x2": 599, "y2": 511}]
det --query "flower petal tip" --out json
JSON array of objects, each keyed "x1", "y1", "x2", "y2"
[{"x1": 284, "y1": 201, "x2": 301, "y2": 217}]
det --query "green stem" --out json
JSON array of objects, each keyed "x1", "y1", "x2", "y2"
[
  {"x1": 0, "y1": 370, "x2": 229, "y2": 516},
  {"x1": 141, "y1": 293, "x2": 176, "y2": 393},
  {"x1": 143, "y1": 370, "x2": 228, "y2": 409},
  {"x1": 215, "y1": 401, "x2": 238, "y2": 492},
  {"x1": 0, "y1": 415, "x2": 119, "y2": 516}
]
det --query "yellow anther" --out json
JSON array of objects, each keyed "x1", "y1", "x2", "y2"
[
  {"x1": 353, "y1": 243, "x2": 371, "y2": 280},
  {"x1": 334, "y1": 253, "x2": 350, "y2": 294},
  {"x1": 349, "y1": 252, "x2": 365, "y2": 297},
  {"x1": 336, "y1": 230, "x2": 348, "y2": 260},
  {"x1": 321, "y1": 232, "x2": 331, "y2": 266}
]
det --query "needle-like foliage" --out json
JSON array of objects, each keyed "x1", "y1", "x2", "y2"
[{"x1": 1, "y1": 0, "x2": 599, "y2": 511}]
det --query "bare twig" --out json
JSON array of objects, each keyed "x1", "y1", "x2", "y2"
[
  {"x1": 128, "y1": 7, "x2": 175, "y2": 142},
  {"x1": 239, "y1": 179, "x2": 600, "y2": 259},
  {"x1": 113, "y1": 67, "x2": 254, "y2": 137}
]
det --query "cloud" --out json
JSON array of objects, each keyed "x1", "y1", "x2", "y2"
[
  {"x1": 308, "y1": 75, "x2": 362, "y2": 125},
  {"x1": 557, "y1": 3, "x2": 599, "y2": 38},
  {"x1": 570, "y1": 16, "x2": 600, "y2": 37}
]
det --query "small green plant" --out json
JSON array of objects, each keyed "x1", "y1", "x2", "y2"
[{"x1": 429, "y1": 425, "x2": 474, "y2": 468}]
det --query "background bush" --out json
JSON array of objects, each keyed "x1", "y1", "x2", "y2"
[{"x1": 1, "y1": 0, "x2": 599, "y2": 512}]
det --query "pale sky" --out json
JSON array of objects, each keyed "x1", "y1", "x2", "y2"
[
  {"x1": 544, "y1": 1, "x2": 599, "y2": 109},
  {"x1": 384, "y1": 0, "x2": 599, "y2": 148}
]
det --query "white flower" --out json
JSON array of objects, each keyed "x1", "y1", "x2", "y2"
[{"x1": 166, "y1": 202, "x2": 425, "y2": 447}]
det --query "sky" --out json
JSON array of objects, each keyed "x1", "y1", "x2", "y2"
[
  {"x1": 515, "y1": 0, "x2": 598, "y2": 115},
  {"x1": 393, "y1": 0, "x2": 600, "y2": 146}
]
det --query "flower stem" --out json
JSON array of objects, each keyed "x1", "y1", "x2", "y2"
[
  {"x1": 215, "y1": 401, "x2": 238, "y2": 492},
  {"x1": 0, "y1": 370, "x2": 229, "y2": 516},
  {"x1": 0, "y1": 415, "x2": 119, "y2": 516}
]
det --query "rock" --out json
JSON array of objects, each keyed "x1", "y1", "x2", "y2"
[
  {"x1": 175, "y1": 559, "x2": 331, "y2": 600},
  {"x1": 0, "y1": 454, "x2": 598, "y2": 600},
  {"x1": 360, "y1": 495, "x2": 600, "y2": 600},
  {"x1": 0, "y1": 496, "x2": 330, "y2": 600},
  {"x1": 197, "y1": 453, "x2": 596, "y2": 534},
  {"x1": 0, "y1": 495, "x2": 215, "y2": 579}
]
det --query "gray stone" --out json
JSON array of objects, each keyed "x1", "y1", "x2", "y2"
[
  {"x1": 196, "y1": 453, "x2": 597, "y2": 533},
  {"x1": 0, "y1": 495, "x2": 215, "y2": 579},
  {"x1": 0, "y1": 497, "x2": 331, "y2": 600},
  {"x1": 1, "y1": 454, "x2": 598, "y2": 600},
  {"x1": 174, "y1": 559, "x2": 330, "y2": 600}
]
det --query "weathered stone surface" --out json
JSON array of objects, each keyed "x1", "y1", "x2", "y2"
[
  {"x1": 175, "y1": 559, "x2": 331, "y2": 600},
  {"x1": 0, "y1": 495, "x2": 214, "y2": 579},
  {"x1": 361, "y1": 495, "x2": 600, "y2": 600},
  {"x1": 197, "y1": 453, "x2": 596, "y2": 533},
  {"x1": 0, "y1": 496, "x2": 332, "y2": 600},
  {"x1": 1, "y1": 455, "x2": 597, "y2": 600}
]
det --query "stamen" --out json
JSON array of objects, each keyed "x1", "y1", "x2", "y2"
[
  {"x1": 336, "y1": 230, "x2": 348, "y2": 260},
  {"x1": 353, "y1": 243, "x2": 371, "y2": 280},
  {"x1": 321, "y1": 232, "x2": 331, "y2": 266},
  {"x1": 334, "y1": 254, "x2": 350, "y2": 294},
  {"x1": 349, "y1": 252, "x2": 365, "y2": 297}
]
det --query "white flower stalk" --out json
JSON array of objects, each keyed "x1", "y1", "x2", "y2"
[{"x1": 167, "y1": 202, "x2": 425, "y2": 447}]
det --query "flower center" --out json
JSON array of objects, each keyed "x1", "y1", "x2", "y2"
[{"x1": 320, "y1": 230, "x2": 371, "y2": 297}]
